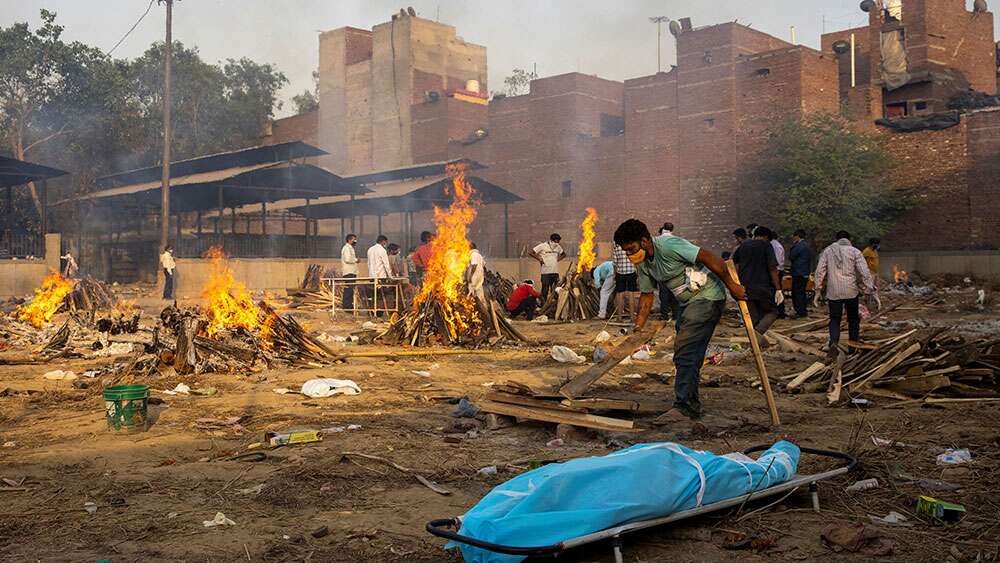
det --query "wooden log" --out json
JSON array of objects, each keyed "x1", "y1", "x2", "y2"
[
  {"x1": 174, "y1": 317, "x2": 199, "y2": 375},
  {"x1": 477, "y1": 399, "x2": 640, "y2": 432},
  {"x1": 882, "y1": 374, "x2": 951, "y2": 396},
  {"x1": 559, "y1": 321, "x2": 668, "y2": 399},
  {"x1": 561, "y1": 397, "x2": 671, "y2": 413},
  {"x1": 725, "y1": 261, "x2": 781, "y2": 426},
  {"x1": 785, "y1": 361, "x2": 827, "y2": 390},
  {"x1": 847, "y1": 342, "x2": 922, "y2": 392},
  {"x1": 485, "y1": 391, "x2": 586, "y2": 412},
  {"x1": 826, "y1": 351, "x2": 846, "y2": 405}
]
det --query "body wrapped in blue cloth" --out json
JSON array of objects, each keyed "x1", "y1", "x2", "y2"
[{"x1": 450, "y1": 440, "x2": 800, "y2": 563}]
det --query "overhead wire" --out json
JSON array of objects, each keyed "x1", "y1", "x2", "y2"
[{"x1": 106, "y1": 0, "x2": 156, "y2": 56}]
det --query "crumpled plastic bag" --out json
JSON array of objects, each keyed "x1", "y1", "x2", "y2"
[
  {"x1": 594, "y1": 331, "x2": 611, "y2": 343},
  {"x1": 203, "y1": 512, "x2": 236, "y2": 527},
  {"x1": 300, "y1": 378, "x2": 361, "y2": 398},
  {"x1": 550, "y1": 345, "x2": 586, "y2": 364},
  {"x1": 936, "y1": 448, "x2": 972, "y2": 465}
]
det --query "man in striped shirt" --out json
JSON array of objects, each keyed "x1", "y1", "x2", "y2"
[{"x1": 814, "y1": 231, "x2": 876, "y2": 349}]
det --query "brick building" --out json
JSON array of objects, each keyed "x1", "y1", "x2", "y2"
[{"x1": 271, "y1": 2, "x2": 999, "y2": 256}]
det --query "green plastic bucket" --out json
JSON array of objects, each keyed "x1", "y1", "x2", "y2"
[{"x1": 103, "y1": 384, "x2": 150, "y2": 432}]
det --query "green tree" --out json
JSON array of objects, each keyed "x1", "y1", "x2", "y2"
[
  {"x1": 492, "y1": 67, "x2": 537, "y2": 98},
  {"x1": 754, "y1": 113, "x2": 912, "y2": 243},
  {"x1": 291, "y1": 70, "x2": 319, "y2": 114}
]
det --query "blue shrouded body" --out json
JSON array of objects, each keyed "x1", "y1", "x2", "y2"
[{"x1": 450, "y1": 440, "x2": 800, "y2": 563}]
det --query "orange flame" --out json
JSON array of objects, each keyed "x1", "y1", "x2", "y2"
[
  {"x1": 576, "y1": 207, "x2": 599, "y2": 274},
  {"x1": 413, "y1": 163, "x2": 482, "y2": 339},
  {"x1": 892, "y1": 264, "x2": 908, "y2": 284},
  {"x1": 257, "y1": 293, "x2": 283, "y2": 351},
  {"x1": 113, "y1": 299, "x2": 139, "y2": 317},
  {"x1": 201, "y1": 246, "x2": 260, "y2": 337},
  {"x1": 17, "y1": 271, "x2": 75, "y2": 328}
]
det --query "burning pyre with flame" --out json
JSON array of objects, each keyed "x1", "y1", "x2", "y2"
[
  {"x1": 381, "y1": 163, "x2": 525, "y2": 346},
  {"x1": 157, "y1": 247, "x2": 342, "y2": 373},
  {"x1": 576, "y1": 207, "x2": 598, "y2": 274},
  {"x1": 16, "y1": 271, "x2": 76, "y2": 328},
  {"x1": 539, "y1": 209, "x2": 601, "y2": 321}
]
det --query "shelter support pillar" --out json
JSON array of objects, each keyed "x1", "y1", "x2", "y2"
[
  {"x1": 305, "y1": 198, "x2": 312, "y2": 258},
  {"x1": 216, "y1": 186, "x2": 224, "y2": 236},
  {"x1": 261, "y1": 202, "x2": 267, "y2": 235},
  {"x1": 504, "y1": 203, "x2": 510, "y2": 258},
  {"x1": 231, "y1": 208, "x2": 236, "y2": 233},
  {"x1": 196, "y1": 210, "x2": 202, "y2": 234}
]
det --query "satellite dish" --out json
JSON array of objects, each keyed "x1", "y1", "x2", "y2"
[
  {"x1": 860, "y1": 0, "x2": 875, "y2": 12},
  {"x1": 832, "y1": 40, "x2": 850, "y2": 55},
  {"x1": 974, "y1": 0, "x2": 987, "y2": 12},
  {"x1": 668, "y1": 20, "x2": 682, "y2": 37}
]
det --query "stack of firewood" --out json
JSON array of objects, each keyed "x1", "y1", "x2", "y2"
[
  {"x1": 539, "y1": 263, "x2": 599, "y2": 321},
  {"x1": 257, "y1": 301, "x2": 345, "y2": 365},
  {"x1": 484, "y1": 269, "x2": 516, "y2": 309},
  {"x1": 300, "y1": 264, "x2": 323, "y2": 290},
  {"x1": 379, "y1": 294, "x2": 526, "y2": 347},
  {"x1": 64, "y1": 277, "x2": 116, "y2": 312},
  {"x1": 780, "y1": 327, "x2": 1000, "y2": 405}
]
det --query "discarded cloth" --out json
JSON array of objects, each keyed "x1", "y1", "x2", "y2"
[
  {"x1": 300, "y1": 378, "x2": 361, "y2": 398},
  {"x1": 450, "y1": 441, "x2": 800, "y2": 563},
  {"x1": 550, "y1": 345, "x2": 586, "y2": 364},
  {"x1": 936, "y1": 448, "x2": 972, "y2": 465}
]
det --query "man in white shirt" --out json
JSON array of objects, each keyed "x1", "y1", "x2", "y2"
[
  {"x1": 466, "y1": 243, "x2": 486, "y2": 303},
  {"x1": 815, "y1": 230, "x2": 876, "y2": 350},
  {"x1": 367, "y1": 235, "x2": 392, "y2": 279},
  {"x1": 766, "y1": 228, "x2": 786, "y2": 318},
  {"x1": 340, "y1": 234, "x2": 359, "y2": 310},
  {"x1": 528, "y1": 233, "x2": 565, "y2": 302},
  {"x1": 160, "y1": 245, "x2": 176, "y2": 300}
]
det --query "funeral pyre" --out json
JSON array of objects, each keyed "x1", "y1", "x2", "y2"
[
  {"x1": 1, "y1": 248, "x2": 343, "y2": 376},
  {"x1": 539, "y1": 208, "x2": 601, "y2": 321},
  {"x1": 381, "y1": 164, "x2": 525, "y2": 346}
]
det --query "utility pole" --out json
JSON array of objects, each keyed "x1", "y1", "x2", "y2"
[
  {"x1": 649, "y1": 16, "x2": 670, "y2": 73},
  {"x1": 159, "y1": 0, "x2": 173, "y2": 254}
]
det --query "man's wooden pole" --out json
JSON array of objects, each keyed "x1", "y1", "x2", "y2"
[{"x1": 726, "y1": 260, "x2": 781, "y2": 426}]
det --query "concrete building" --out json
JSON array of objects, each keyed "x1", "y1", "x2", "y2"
[{"x1": 270, "y1": 3, "x2": 999, "y2": 258}]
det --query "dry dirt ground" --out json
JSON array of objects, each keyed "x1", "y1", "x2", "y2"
[{"x1": 1, "y1": 289, "x2": 998, "y2": 562}]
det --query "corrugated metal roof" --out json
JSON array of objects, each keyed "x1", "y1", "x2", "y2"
[{"x1": 0, "y1": 155, "x2": 68, "y2": 188}]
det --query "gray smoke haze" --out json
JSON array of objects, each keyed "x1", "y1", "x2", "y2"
[{"x1": 4, "y1": 0, "x2": 997, "y2": 117}]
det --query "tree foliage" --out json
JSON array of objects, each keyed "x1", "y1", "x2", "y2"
[
  {"x1": 291, "y1": 70, "x2": 319, "y2": 114},
  {"x1": 0, "y1": 10, "x2": 288, "y2": 232},
  {"x1": 492, "y1": 68, "x2": 537, "y2": 98},
  {"x1": 754, "y1": 113, "x2": 912, "y2": 244}
]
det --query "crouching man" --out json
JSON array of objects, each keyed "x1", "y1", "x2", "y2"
[{"x1": 613, "y1": 219, "x2": 746, "y2": 423}]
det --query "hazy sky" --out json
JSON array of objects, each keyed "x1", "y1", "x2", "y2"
[{"x1": 6, "y1": 1, "x2": 997, "y2": 117}]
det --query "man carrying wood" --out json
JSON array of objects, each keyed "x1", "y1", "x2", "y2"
[
  {"x1": 613, "y1": 219, "x2": 746, "y2": 423},
  {"x1": 814, "y1": 231, "x2": 876, "y2": 351}
]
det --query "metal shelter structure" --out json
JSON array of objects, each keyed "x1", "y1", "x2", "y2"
[
  {"x1": 0, "y1": 155, "x2": 68, "y2": 256},
  {"x1": 284, "y1": 159, "x2": 523, "y2": 257}
]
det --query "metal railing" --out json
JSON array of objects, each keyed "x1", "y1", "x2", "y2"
[{"x1": 0, "y1": 232, "x2": 44, "y2": 259}]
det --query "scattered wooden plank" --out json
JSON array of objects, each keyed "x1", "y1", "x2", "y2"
[
  {"x1": 485, "y1": 391, "x2": 586, "y2": 412},
  {"x1": 478, "y1": 399, "x2": 640, "y2": 432},
  {"x1": 847, "y1": 342, "x2": 922, "y2": 392},
  {"x1": 561, "y1": 397, "x2": 670, "y2": 413},
  {"x1": 860, "y1": 387, "x2": 912, "y2": 401},
  {"x1": 846, "y1": 340, "x2": 879, "y2": 351},
  {"x1": 924, "y1": 365, "x2": 962, "y2": 377},
  {"x1": 767, "y1": 331, "x2": 825, "y2": 358},
  {"x1": 559, "y1": 322, "x2": 668, "y2": 399},
  {"x1": 882, "y1": 374, "x2": 951, "y2": 396},
  {"x1": 775, "y1": 317, "x2": 829, "y2": 335},
  {"x1": 826, "y1": 351, "x2": 846, "y2": 405},
  {"x1": 785, "y1": 361, "x2": 827, "y2": 389}
]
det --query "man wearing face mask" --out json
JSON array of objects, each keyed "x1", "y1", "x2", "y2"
[
  {"x1": 340, "y1": 234, "x2": 359, "y2": 310},
  {"x1": 613, "y1": 219, "x2": 746, "y2": 424}
]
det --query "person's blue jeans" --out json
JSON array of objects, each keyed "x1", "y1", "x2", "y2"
[{"x1": 672, "y1": 298, "x2": 726, "y2": 418}]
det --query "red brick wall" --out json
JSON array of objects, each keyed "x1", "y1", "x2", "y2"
[
  {"x1": 343, "y1": 28, "x2": 373, "y2": 66},
  {"x1": 881, "y1": 119, "x2": 972, "y2": 251},
  {"x1": 966, "y1": 109, "x2": 1000, "y2": 248}
]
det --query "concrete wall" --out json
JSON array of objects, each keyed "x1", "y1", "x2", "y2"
[
  {"x1": 880, "y1": 251, "x2": 1000, "y2": 281},
  {"x1": 0, "y1": 233, "x2": 62, "y2": 298}
]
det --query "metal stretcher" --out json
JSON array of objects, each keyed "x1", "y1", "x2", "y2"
[{"x1": 427, "y1": 445, "x2": 856, "y2": 562}]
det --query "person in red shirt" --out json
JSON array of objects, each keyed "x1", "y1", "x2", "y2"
[
  {"x1": 411, "y1": 231, "x2": 434, "y2": 286},
  {"x1": 507, "y1": 280, "x2": 541, "y2": 320}
]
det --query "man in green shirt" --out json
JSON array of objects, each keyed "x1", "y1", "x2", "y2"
[{"x1": 613, "y1": 219, "x2": 746, "y2": 423}]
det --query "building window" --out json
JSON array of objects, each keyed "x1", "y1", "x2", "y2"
[
  {"x1": 600, "y1": 114, "x2": 625, "y2": 137},
  {"x1": 561, "y1": 180, "x2": 572, "y2": 199},
  {"x1": 703, "y1": 50, "x2": 713, "y2": 64},
  {"x1": 912, "y1": 100, "x2": 929, "y2": 115},
  {"x1": 705, "y1": 118, "x2": 715, "y2": 129},
  {"x1": 885, "y1": 101, "x2": 907, "y2": 118}
]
